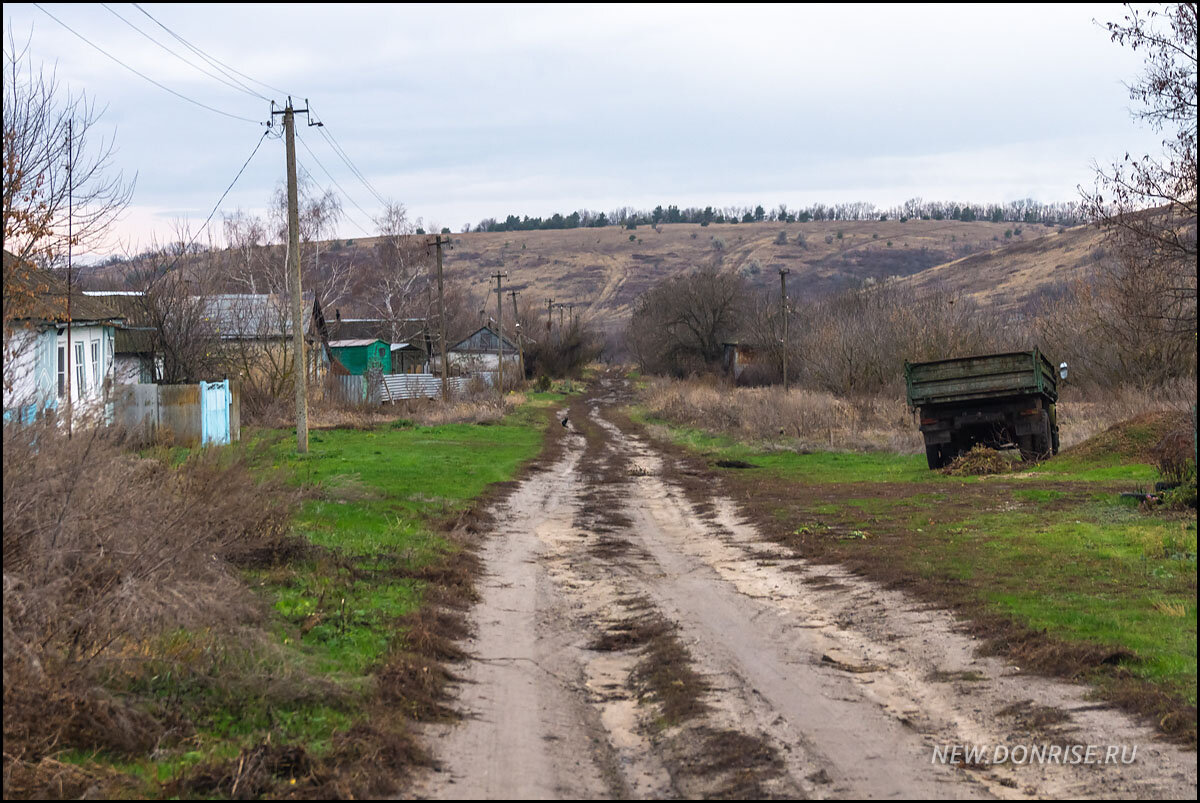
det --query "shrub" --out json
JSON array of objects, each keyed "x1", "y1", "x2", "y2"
[
  {"x1": 2, "y1": 422, "x2": 302, "y2": 766},
  {"x1": 629, "y1": 234, "x2": 636, "y2": 241},
  {"x1": 774, "y1": 230, "x2": 788, "y2": 245},
  {"x1": 824, "y1": 234, "x2": 834, "y2": 244}
]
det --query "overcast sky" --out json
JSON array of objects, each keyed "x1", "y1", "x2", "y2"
[{"x1": 4, "y1": 3, "x2": 1165, "y2": 258}]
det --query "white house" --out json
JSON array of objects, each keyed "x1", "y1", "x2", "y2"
[
  {"x1": 3, "y1": 253, "x2": 124, "y2": 425},
  {"x1": 436, "y1": 325, "x2": 521, "y2": 384}
]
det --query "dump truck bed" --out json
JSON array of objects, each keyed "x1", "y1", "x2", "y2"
[{"x1": 905, "y1": 350, "x2": 1058, "y2": 408}]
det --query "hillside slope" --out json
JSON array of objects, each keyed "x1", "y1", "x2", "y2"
[
  {"x1": 435, "y1": 218, "x2": 1101, "y2": 326},
  {"x1": 81, "y1": 219, "x2": 1104, "y2": 331}
]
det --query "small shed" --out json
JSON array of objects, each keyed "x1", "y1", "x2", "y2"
[
  {"x1": 390, "y1": 342, "x2": 428, "y2": 374},
  {"x1": 328, "y1": 338, "x2": 391, "y2": 375}
]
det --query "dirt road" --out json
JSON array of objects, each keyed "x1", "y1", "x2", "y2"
[{"x1": 409, "y1": 378, "x2": 1195, "y2": 800}]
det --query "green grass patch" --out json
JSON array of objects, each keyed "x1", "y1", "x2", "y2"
[{"x1": 112, "y1": 399, "x2": 557, "y2": 790}]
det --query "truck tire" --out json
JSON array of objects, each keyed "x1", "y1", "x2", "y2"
[
  {"x1": 925, "y1": 443, "x2": 945, "y2": 470},
  {"x1": 1019, "y1": 413, "x2": 1052, "y2": 462}
]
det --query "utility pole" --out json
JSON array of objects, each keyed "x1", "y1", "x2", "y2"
[
  {"x1": 272, "y1": 98, "x2": 321, "y2": 453},
  {"x1": 431, "y1": 235, "x2": 451, "y2": 402},
  {"x1": 555, "y1": 302, "x2": 565, "y2": 330},
  {"x1": 509, "y1": 289, "x2": 525, "y2": 381},
  {"x1": 779, "y1": 268, "x2": 790, "y2": 393},
  {"x1": 545, "y1": 297, "x2": 554, "y2": 338},
  {"x1": 567, "y1": 303, "x2": 576, "y2": 328},
  {"x1": 491, "y1": 272, "x2": 506, "y2": 396},
  {"x1": 66, "y1": 118, "x2": 73, "y2": 437}
]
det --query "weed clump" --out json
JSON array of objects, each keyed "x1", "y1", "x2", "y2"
[{"x1": 941, "y1": 445, "x2": 1013, "y2": 476}]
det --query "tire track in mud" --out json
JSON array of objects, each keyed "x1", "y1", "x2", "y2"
[{"x1": 409, "y1": 378, "x2": 1196, "y2": 800}]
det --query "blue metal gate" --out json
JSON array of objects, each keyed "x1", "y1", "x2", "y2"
[{"x1": 200, "y1": 379, "x2": 231, "y2": 445}]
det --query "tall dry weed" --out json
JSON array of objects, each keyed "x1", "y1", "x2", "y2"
[
  {"x1": 2, "y1": 419, "x2": 301, "y2": 766},
  {"x1": 640, "y1": 377, "x2": 923, "y2": 453}
]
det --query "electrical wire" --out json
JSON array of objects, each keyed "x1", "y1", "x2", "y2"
[
  {"x1": 309, "y1": 105, "x2": 388, "y2": 206},
  {"x1": 132, "y1": 2, "x2": 300, "y2": 101},
  {"x1": 296, "y1": 130, "x2": 378, "y2": 236},
  {"x1": 295, "y1": 161, "x2": 376, "y2": 240},
  {"x1": 32, "y1": 3, "x2": 262, "y2": 125},
  {"x1": 99, "y1": 3, "x2": 267, "y2": 101},
  {"x1": 156, "y1": 130, "x2": 271, "y2": 273}
]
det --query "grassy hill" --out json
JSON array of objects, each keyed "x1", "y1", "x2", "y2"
[
  {"x1": 430, "y1": 218, "x2": 1101, "y2": 327},
  {"x1": 82, "y1": 218, "x2": 1105, "y2": 331}
]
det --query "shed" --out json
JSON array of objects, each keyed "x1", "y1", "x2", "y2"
[
  {"x1": 390, "y1": 342, "x2": 429, "y2": 374},
  {"x1": 328, "y1": 338, "x2": 391, "y2": 375}
]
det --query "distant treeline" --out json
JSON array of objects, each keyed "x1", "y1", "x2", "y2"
[{"x1": 471, "y1": 198, "x2": 1084, "y2": 233}]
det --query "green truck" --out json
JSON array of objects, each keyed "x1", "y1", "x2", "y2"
[{"x1": 905, "y1": 349, "x2": 1062, "y2": 469}]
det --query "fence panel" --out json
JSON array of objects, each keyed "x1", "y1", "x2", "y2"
[
  {"x1": 115, "y1": 381, "x2": 238, "y2": 446},
  {"x1": 380, "y1": 374, "x2": 469, "y2": 401}
]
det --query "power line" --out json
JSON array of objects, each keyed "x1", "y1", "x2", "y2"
[
  {"x1": 294, "y1": 158, "x2": 375, "y2": 239},
  {"x1": 132, "y1": 2, "x2": 300, "y2": 101},
  {"x1": 32, "y1": 2, "x2": 262, "y2": 125},
  {"x1": 295, "y1": 130, "x2": 378, "y2": 237},
  {"x1": 153, "y1": 129, "x2": 271, "y2": 274},
  {"x1": 309, "y1": 105, "x2": 388, "y2": 206},
  {"x1": 100, "y1": 3, "x2": 267, "y2": 101}
]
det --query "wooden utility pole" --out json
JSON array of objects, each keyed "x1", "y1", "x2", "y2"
[
  {"x1": 66, "y1": 118, "x2": 73, "y2": 437},
  {"x1": 508, "y1": 289, "x2": 525, "y2": 381},
  {"x1": 545, "y1": 297, "x2": 554, "y2": 337},
  {"x1": 779, "y1": 268, "x2": 790, "y2": 393},
  {"x1": 431, "y1": 235, "x2": 451, "y2": 401},
  {"x1": 272, "y1": 98, "x2": 317, "y2": 453},
  {"x1": 492, "y1": 272, "x2": 506, "y2": 396}
]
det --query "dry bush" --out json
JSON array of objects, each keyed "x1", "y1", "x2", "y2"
[
  {"x1": 407, "y1": 391, "x2": 524, "y2": 427},
  {"x1": 2, "y1": 419, "x2": 301, "y2": 766},
  {"x1": 790, "y1": 282, "x2": 1010, "y2": 396},
  {"x1": 639, "y1": 377, "x2": 922, "y2": 453}
]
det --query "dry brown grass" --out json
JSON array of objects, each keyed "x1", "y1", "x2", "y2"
[
  {"x1": 1056, "y1": 379, "x2": 1196, "y2": 451},
  {"x1": 2, "y1": 420, "x2": 302, "y2": 776},
  {"x1": 639, "y1": 376, "x2": 923, "y2": 453},
  {"x1": 640, "y1": 375, "x2": 1196, "y2": 458},
  {"x1": 307, "y1": 386, "x2": 527, "y2": 430}
]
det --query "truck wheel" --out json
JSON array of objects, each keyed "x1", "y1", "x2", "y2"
[
  {"x1": 1051, "y1": 426, "x2": 1060, "y2": 455},
  {"x1": 1020, "y1": 413, "x2": 1052, "y2": 462},
  {"x1": 925, "y1": 444, "x2": 944, "y2": 470}
]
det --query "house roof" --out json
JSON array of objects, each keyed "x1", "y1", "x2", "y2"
[
  {"x1": 200, "y1": 293, "x2": 313, "y2": 339},
  {"x1": 3, "y1": 250, "x2": 125, "y2": 325},
  {"x1": 328, "y1": 338, "x2": 385, "y2": 348},
  {"x1": 448, "y1": 325, "x2": 518, "y2": 355}
]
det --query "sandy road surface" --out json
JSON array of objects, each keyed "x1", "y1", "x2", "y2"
[{"x1": 409, "y1": 380, "x2": 1195, "y2": 800}]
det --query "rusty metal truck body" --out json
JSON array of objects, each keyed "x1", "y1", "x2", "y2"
[{"x1": 905, "y1": 349, "x2": 1060, "y2": 470}]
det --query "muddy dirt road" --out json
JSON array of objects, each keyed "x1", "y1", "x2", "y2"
[{"x1": 409, "y1": 379, "x2": 1195, "y2": 800}]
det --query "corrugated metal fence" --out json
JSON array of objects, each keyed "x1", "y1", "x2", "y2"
[
  {"x1": 380, "y1": 374, "x2": 470, "y2": 402},
  {"x1": 327, "y1": 373, "x2": 471, "y2": 404}
]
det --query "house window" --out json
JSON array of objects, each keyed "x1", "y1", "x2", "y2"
[
  {"x1": 90, "y1": 339, "x2": 100, "y2": 387},
  {"x1": 75, "y1": 341, "x2": 87, "y2": 395},
  {"x1": 57, "y1": 346, "x2": 66, "y2": 397}
]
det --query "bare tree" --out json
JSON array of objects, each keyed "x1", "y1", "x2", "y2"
[
  {"x1": 626, "y1": 266, "x2": 748, "y2": 376},
  {"x1": 2, "y1": 32, "x2": 135, "y2": 271},
  {"x1": 1080, "y1": 3, "x2": 1197, "y2": 343}
]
